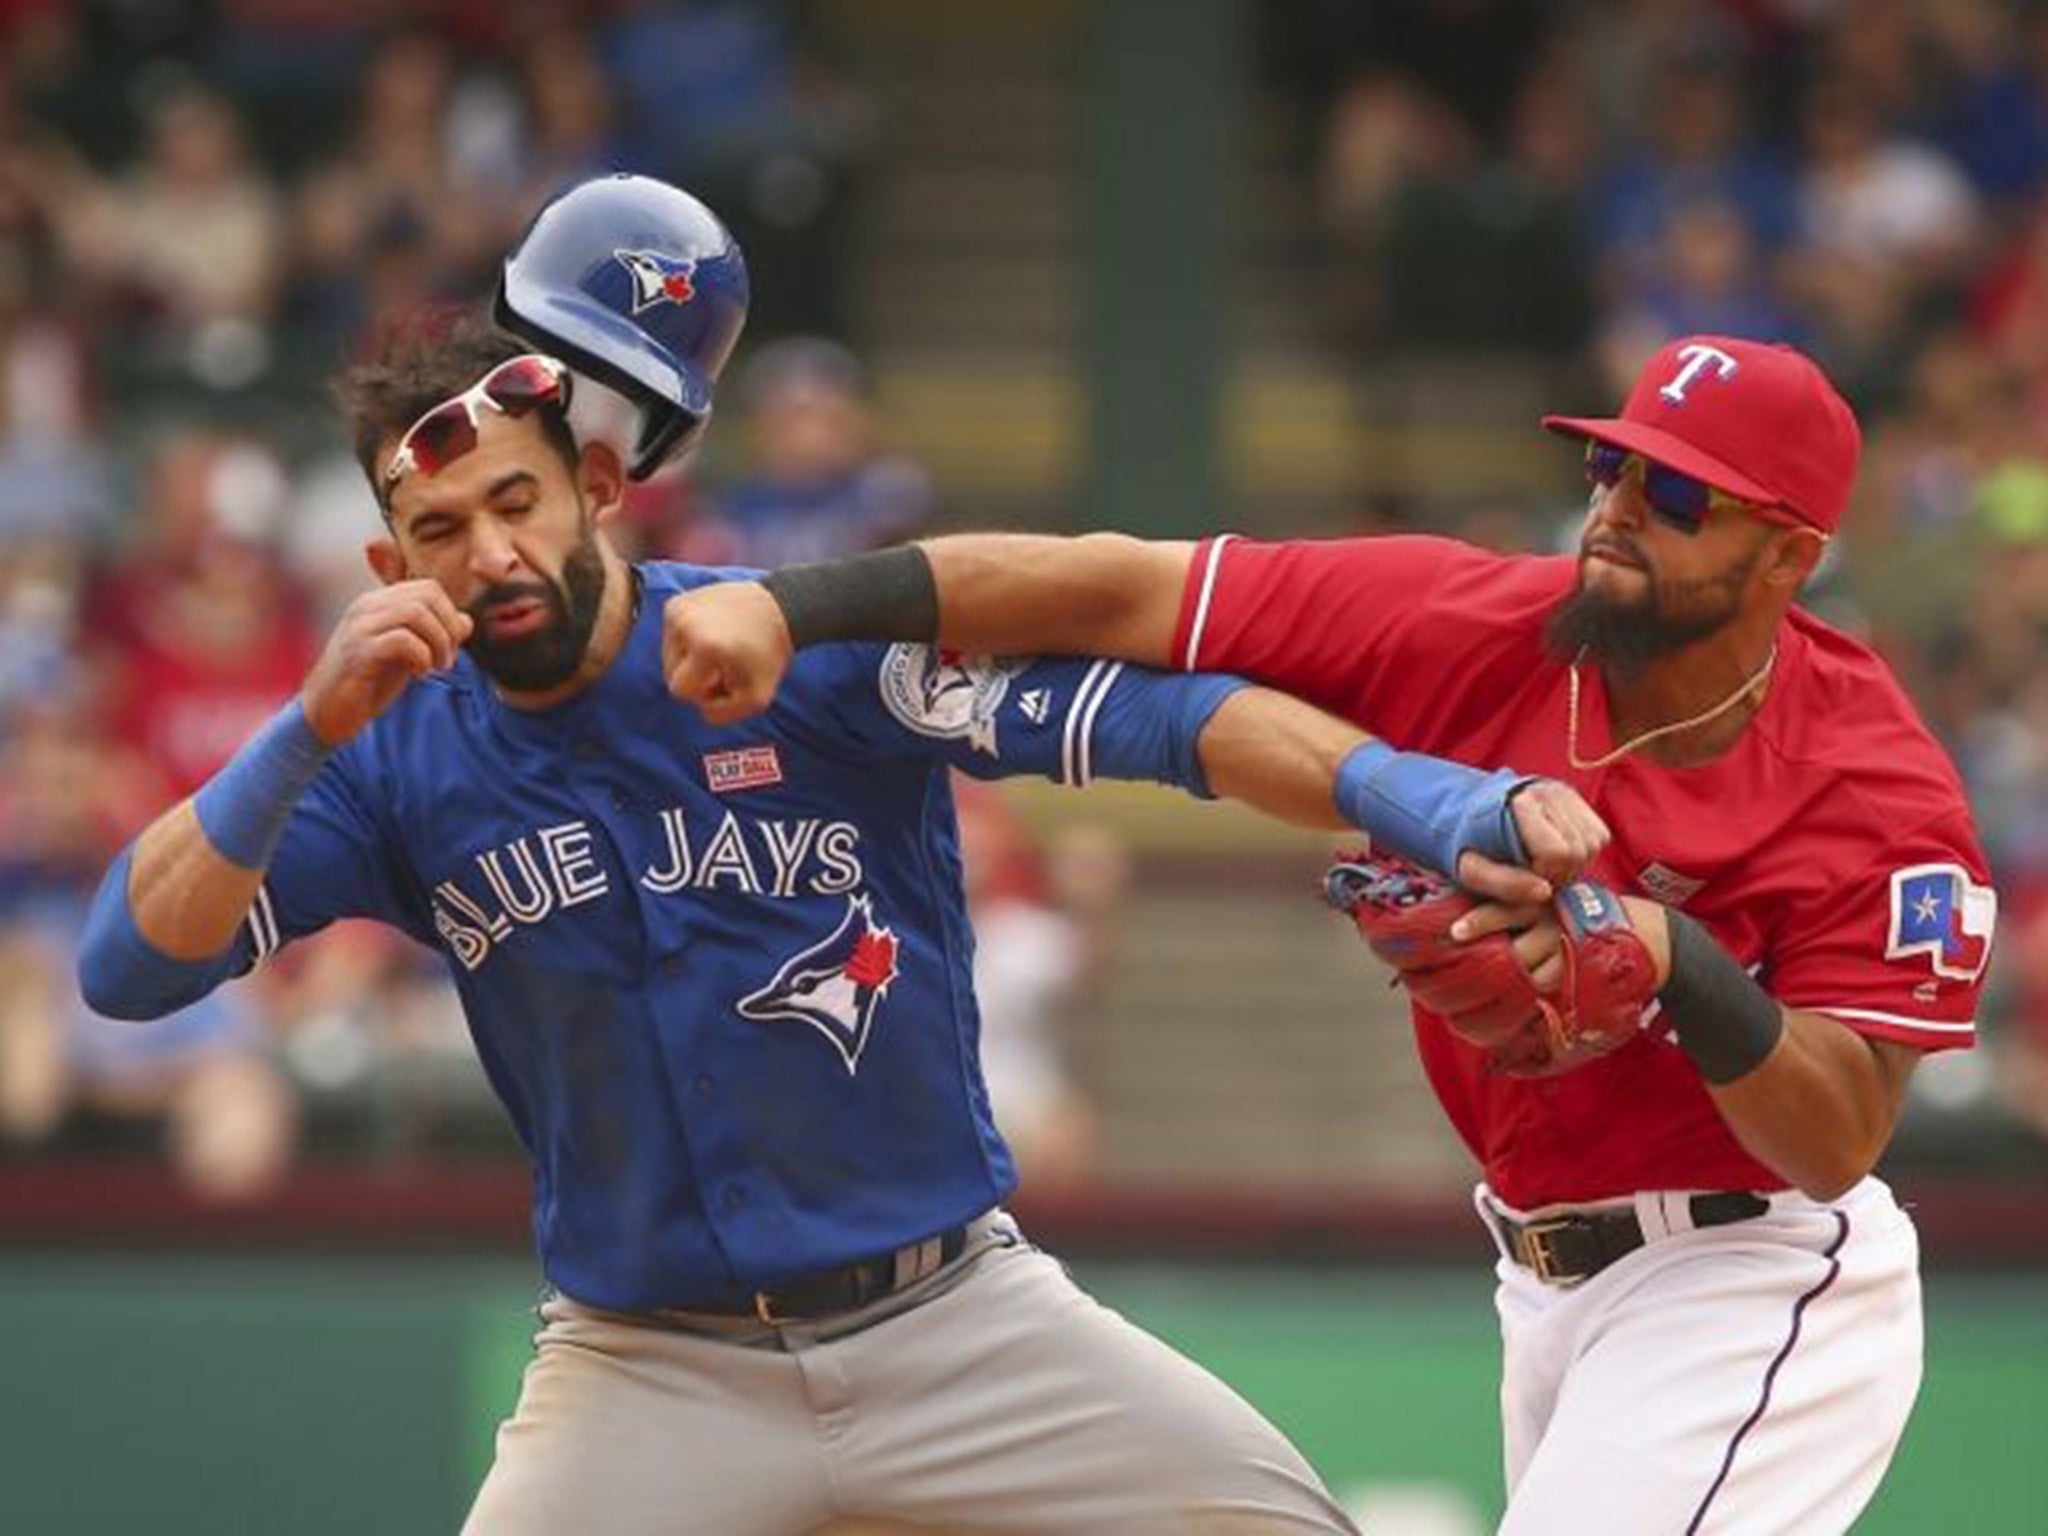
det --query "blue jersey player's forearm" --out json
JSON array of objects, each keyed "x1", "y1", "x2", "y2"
[
  {"x1": 713, "y1": 579, "x2": 1597, "y2": 892},
  {"x1": 80, "y1": 564, "x2": 1577, "y2": 1030},
  {"x1": 879, "y1": 649, "x2": 1558, "y2": 881},
  {"x1": 664, "y1": 561, "x2": 1611, "y2": 890}
]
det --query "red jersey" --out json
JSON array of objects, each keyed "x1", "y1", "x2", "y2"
[
  {"x1": 93, "y1": 568, "x2": 320, "y2": 804},
  {"x1": 1173, "y1": 535, "x2": 1994, "y2": 1207}
]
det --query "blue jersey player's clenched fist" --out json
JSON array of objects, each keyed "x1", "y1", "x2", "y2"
[{"x1": 79, "y1": 178, "x2": 1605, "y2": 1536}]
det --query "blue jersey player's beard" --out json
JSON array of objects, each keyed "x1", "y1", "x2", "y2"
[
  {"x1": 1544, "y1": 544, "x2": 1758, "y2": 683},
  {"x1": 463, "y1": 529, "x2": 608, "y2": 693}
]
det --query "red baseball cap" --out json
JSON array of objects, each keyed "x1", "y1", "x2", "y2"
[{"x1": 1542, "y1": 335, "x2": 1861, "y2": 534}]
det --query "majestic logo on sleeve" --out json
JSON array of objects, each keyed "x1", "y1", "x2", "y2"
[
  {"x1": 737, "y1": 895, "x2": 900, "y2": 1072},
  {"x1": 878, "y1": 644, "x2": 1026, "y2": 756},
  {"x1": 1887, "y1": 864, "x2": 1995, "y2": 981},
  {"x1": 614, "y1": 249, "x2": 698, "y2": 313}
]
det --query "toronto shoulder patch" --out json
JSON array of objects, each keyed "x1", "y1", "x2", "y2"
[{"x1": 877, "y1": 644, "x2": 1027, "y2": 756}]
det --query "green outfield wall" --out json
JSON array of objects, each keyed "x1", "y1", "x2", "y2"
[{"x1": 6, "y1": 1254, "x2": 2043, "y2": 1533}]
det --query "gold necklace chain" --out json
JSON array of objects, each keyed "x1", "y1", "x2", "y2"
[{"x1": 1567, "y1": 644, "x2": 1777, "y2": 770}]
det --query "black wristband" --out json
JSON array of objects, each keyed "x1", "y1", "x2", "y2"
[
  {"x1": 760, "y1": 545, "x2": 940, "y2": 650},
  {"x1": 1657, "y1": 909, "x2": 1786, "y2": 1085}
]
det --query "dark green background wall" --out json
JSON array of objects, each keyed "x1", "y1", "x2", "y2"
[{"x1": 7, "y1": 1253, "x2": 2043, "y2": 1533}]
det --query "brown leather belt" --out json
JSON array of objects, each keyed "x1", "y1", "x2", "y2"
[{"x1": 1491, "y1": 1192, "x2": 1771, "y2": 1285}]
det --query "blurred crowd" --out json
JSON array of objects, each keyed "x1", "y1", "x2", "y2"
[
  {"x1": 0, "y1": 0, "x2": 917, "y2": 1197},
  {"x1": 2, "y1": 0, "x2": 2045, "y2": 1200},
  {"x1": 1287, "y1": 0, "x2": 2048, "y2": 1153}
]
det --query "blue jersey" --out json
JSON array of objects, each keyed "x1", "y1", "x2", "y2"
[{"x1": 229, "y1": 561, "x2": 1240, "y2": 1310}]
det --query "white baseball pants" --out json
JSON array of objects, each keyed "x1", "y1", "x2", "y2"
[{"x1": 1485, "y1": 1177, "x2": 1923, "y2": 1535}]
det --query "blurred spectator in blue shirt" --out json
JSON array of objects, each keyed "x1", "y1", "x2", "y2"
[
  {"x1": 599, "y1": 0, "x2": 817, "y2": 189},
  {"x1": 1924, "y1": 0, "x2": 2048, "y2": 206},
  {"x1": 598, "y1": 0, "x2": 870, "y2": 337},
  {"x1": 700, "y1": 337, "x2": 931, "y2": 569},
  {"x1": 507, "y1": 19, "x2": 635, "y2": 218},
  {"x1": 1596, "y1": 195, "x2": 1803, "y2": 396},
  {"x1": 1587, "y1": 45, "x2": 1796, "y2": 314}
]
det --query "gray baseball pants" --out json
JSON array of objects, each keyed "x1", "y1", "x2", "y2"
[{"x1": 464, "y1": 1216, "x2": 1358, "y2": 1535}]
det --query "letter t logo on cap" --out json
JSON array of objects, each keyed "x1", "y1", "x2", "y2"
[{"x1": 1660, "y1": 342, "x2": 1740, "y2": 405}]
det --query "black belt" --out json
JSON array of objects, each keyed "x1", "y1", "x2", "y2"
[
  {"x1": 1492, "y1": 1192, "x2": 1771, "y2": 1285},
  {"x1": 692, "y1": 1225, "x2": 973, "y2": 1324}
]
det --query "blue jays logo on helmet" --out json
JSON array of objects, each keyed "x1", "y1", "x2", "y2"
[
  {"x1": 738, "y1": 895, "x2": 900, "y2": 1073},
  {"x1": 615, "y1": 248, "x2": 697, "y2": 314},
  {"x1": 496, "y1": 174, "x2": 749, "y2": 479}
]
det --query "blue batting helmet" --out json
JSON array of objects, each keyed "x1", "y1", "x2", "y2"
[{"x1": 496, "y1": 173, "x2": 749, "y2": 478}]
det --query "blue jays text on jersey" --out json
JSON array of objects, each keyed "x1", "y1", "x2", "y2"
[{"x1": 223, "y1": 563, "x2": 1243, "y2": 1312}]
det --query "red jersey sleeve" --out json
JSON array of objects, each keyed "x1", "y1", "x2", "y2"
[
  {"x1": 1767, "y1": 805, "x2": 1994, "y2": 1052},
  {"x1": 1171, "y1": 534, "x2": 1574, "y2": 748}
]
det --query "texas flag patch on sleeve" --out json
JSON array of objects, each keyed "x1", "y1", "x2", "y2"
[{"x1": 1886, "y1": 864, "x2": 1996, "y2": 982}]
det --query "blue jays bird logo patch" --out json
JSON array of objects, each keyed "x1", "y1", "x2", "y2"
[
  {"x1": 614, "y1": 248, "x2": 698, "y2": 314},
  {"x1": 738, "y1": 895, "x2": 901, "y2": 1072}
]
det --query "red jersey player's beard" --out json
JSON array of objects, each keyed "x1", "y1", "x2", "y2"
[
  {"x1": 1544, "y1": 543, "x2": 1759, "y2": 682},
  {"x1": 462, "y1": 526, "x2": 608, "y2": 693}
]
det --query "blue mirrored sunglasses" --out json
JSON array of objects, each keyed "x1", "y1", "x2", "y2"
[{"x1": 1583, "y1": 442, "x2": 1764, "y2": 535}]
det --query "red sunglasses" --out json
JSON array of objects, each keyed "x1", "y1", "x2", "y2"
[{"x1": 383, "y1": 354, "x2": 571, "y2": 495}]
